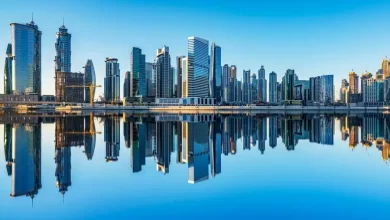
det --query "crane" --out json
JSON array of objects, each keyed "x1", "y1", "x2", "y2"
[{"x1": 65, "y1": 84, "x2": 102, "y2": 106}]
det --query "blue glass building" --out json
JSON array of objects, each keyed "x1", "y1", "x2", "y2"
[
  {"x1": 129, "y1": 47, "x2": 146, "y2": 97},
  {"x1": 84, "y1": 59, "x2": 96, "y2": 103},
  {"x1": 4, "y1": 44, "x2": 12, "y2": 94},
  {"x1": 104, "y1": 58, "x2": 120, "y2": 102},
  {"x1": 188, "y1": 36, "x2": 209, "y2": 98},
  {"x1": 10, "y1": 20, "x2": 41, "y2": 95},
  {"x1": 156, "y1": 46, "x2": 172, "y2": 98},
  {"x1": 55, "y1": 24, "x2": 71, "y2": 72},
  {"x1": 210, "y1": 43, "x2": 222, "y2": 103}
]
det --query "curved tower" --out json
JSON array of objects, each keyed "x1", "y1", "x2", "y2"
[{"x1": 84, "y1": 59, "x2": 96, "y2": 103}]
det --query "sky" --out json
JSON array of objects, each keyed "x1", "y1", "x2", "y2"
[{"x1": 0, "y1": 0, "x2": 390, "y2": 99}]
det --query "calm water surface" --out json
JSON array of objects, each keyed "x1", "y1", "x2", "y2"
[{"x1": 0, "y1": 113, "x2": 389, "y2": 219}]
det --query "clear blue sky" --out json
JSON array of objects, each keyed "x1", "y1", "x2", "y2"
[{"x1": 1, "y1": 0, "x2": 389, "y2": 98}]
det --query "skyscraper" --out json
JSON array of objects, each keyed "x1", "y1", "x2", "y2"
[
  {"x1": 222, "y1": 64, "x2": 230, "y2": 102},
  {"x1": 181, "y1": 57, "x2": 189, "y2": 98},
  {"x1": 130, "y1": 47, "x2": 146, "y2": 97},
  {"x1": 349, "y1": 71, "x2": 359, "y2": 94},
  {"x1": 320, "y1": 75, "x2": 334, "y2": 104},
  {"x1": 363, "y1": 73, "x2": 384, "y2": 106},
  {"x1": 104, "y1": 58, "x2": 120, "y2": 102},
  {"x1": 10, "y1": 20, "x2": 42, "y2": 95},
  {"x1": 146, "y1": 62, "x2": 155, "y2": 97},
  {"x1": 4, "y1": 44, "x2": 12, "y2": 94},
  {"x1": 230, "y1": 65, "x2": 237, "y2": 102},
  {"x1": 251, "y1": 73, "x2": 257, "y2": 102},
  {"x1": 210, "y1": 43, "x2": 222, "y2": 103},
  {"x1": 269, "y1": 71, "x2": 277, "y2": 104},
  {"x1": 84, "y1": 59, "x2": 96, "y2": 103},
  {"x1": 283, "y1": 69, "x2": 296, "y2": 103},
  {"x1": 309, "y1": 76, "x2": 321, "y2": 102},
  {"x1": 156, "y1": 46, "x2": 172, "y2": 98},
  {"x1": 123, "y1": 71, "x2": 130, "y2": 99},
  {"x1": 188, "y1": 36, "x2": 209, "y2": 97},
  {"x1": 258, "y1": 66, "x2": 267, "y2": 102},
  {"x1": 340, "y1": 79, "x2": 349, "y2": 104},
  {"x1": 55, "y1": 23, "x2": 71, "y2": 72},
  {"x1": 382, "y1": 58, "x2": 390, "y2": 79},
  {"x1": 176, "y1": 56, "x2": 185, "y2": 98},
  {"x1": 243, "y1": 70, "x2": 251, "y2": 103}
]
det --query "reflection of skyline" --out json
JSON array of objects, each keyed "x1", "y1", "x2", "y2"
[{"x1": 3, "y1": 112, "x2": 390, "y2": 197}]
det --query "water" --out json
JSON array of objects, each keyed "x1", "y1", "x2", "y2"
[{"x1": 0, "y1": 113, "x2": 389, "y2": 220}]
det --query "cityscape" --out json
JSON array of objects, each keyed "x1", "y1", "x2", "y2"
[
  {"x1": 2, "y1": 18, "x2": 390, "y2": 107},
  {"x1": 2, "y1": 113, "x2": 390, "y2": 199}
]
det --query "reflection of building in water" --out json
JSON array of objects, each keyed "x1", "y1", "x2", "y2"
[
  {"x1": 156, "y1": 121, "x2": 173, "y2": 174},
  {"x1": 10, "y1": 123, "x2": 41, "y2": 199},
  {"x1": 130, "y1": 120, "x2": 146, "y2": 173},
  {"x1": 55, "y1": 117, "x2": 85, "y2": 148},
  {"x1": 104, "y1": 116, "x2": 120, "y2": 162},
  {"x1": 242, "y1": 117, "x2": 250, "y2": 150},
  {"x1": 55, "y1": 147, "x2": 71, "y2": 195},
  {"x1": 340, "y1": 117, "x2": 349, "y2": 141},
  {"x1": 210, "y1": 119, "x2": 222, "y2": 177},
  {"x1": 4, "y1": 124, "x2": 12, "y2": 176},
  {"x1": 362, "y1": 115, "x2": 384, "y2": 145},
  {"x1": 381, "y1": 141, "x2": 390, "y2": 161},
  {"x1": 84, "y1": 115, "x2": 96, "y2": 160},
  {"x1": 222, "y1": 117, "x2": 231, "y2": 156},
  {"x1": 269, "y1": 116, "x2": 278, "y2": 148},
  {"x1": 320, "y1": 116, "x2": 334, "y2": 145},
  {"x1": 250, "y1": 117, "x2": 257, "y2": 148},
  {"x1": 281, "y1": 117, "x2": 297, "y2": 150},
  {"x1": 257, "y1": 117, "x2": 267, "y2": 154}
]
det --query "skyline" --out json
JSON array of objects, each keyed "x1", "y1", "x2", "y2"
[{"x1": 1, "y1": 0, "x2": 390, "y2": 98}]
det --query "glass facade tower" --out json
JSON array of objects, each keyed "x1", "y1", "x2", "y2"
[
  {"x1": 84, "y1": 59, "x2": 96, "y2": 103},
  {"x1": 156, "y1": 46, "x2": 172, "y2": 98},
  {"x1": 188, "y1": 36, "x2": 209, "y2": 98},
  {"x1": 10, "y1": 21, "x2": 41, "y2": 95},
  {"x1": 4, "y1": 43, "x2": 12, "y2": 94},
  {"x1": 130, "y1": 47, "x2": 146, "y2": 97},
  {"x1": 210, "y1": 43, "x2": 222, "y2": 103},
  {"x1": 55, "y1": 24, "x2": 71, "y2": 72},
  {"x1": 104, "y1": 58, "x2": 120, "y2": 102}
]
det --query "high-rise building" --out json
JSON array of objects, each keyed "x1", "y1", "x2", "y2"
[
  {"x1": 222, "y1": 64, "x2": 230, "y2": 102},
  {"x1": 243, "y1": 70, "x2": 251, "y2": 103},
  {"x1": 155, "y1": 46, "x2": 172, "y2": 98},
  {"x1": 340, "y1": 79, "x2": 349, "y2": 104},
  {"x1": 55, "y1": 71, "x2": 85, "y2": 102},
  {"x1": 181, "y1": 57, "x2": 189, "y2": 98},
  {"x1": 130, "y1": 47, "x2": 146, "y2": 97},
  {"x1": 4, "y1": 43, "x2": 12, "y2": 94},
  {"x1": 269, "y1": 71, "x2": 277, "y2": 104},
  {"x1": 55, "y1": 23, "x2": 71, "y2": 73},
  {"x1": 320, "y1": 75, "x2": 334, "y2": 104},
  {"x1": 251, "y1": 74, "x2": 257, "y2": 102},
  {"x1": 146, "y1": 62, "x2": 155, "y2": 97},
  {"x1": 277, "y1": 82, "x2": 282, "y2": 103},
  {"x1": 382, "y1": 58, "x2": 390, "y2": 79},
  {"x1": 10, "y1": 20, "x2": 42, "y2": 95},
  {"x1": 188, "y1": 36, "x2": 209, "y2": 98},
  {"x1": 176, "y1": 56, "x2": 186, "y2": 98},
  {"x1": 230, "y1": 65, "x2": 237, "y2": 103},
  {"x1": 104, "y1": 58, "x2": 120, "y2": 102},
  {"x1": 283, "y1": 69, "x2": 296, "y2": 103},
  {"x1": 237, "y1": 80, "x2": 242, "y2": 103},
  {"x1": 258, "y1": 66, "x2": 267, "y2": 102},
  {"x1": 210, "y1": 43, "x2": 222, "y2": 103},
  {"x1": 123, "y1": 71, "x2": 131, "y2": 99},
  {"x1": 349, "y1": 71, "x2": 359, "y2": 94},
  {"x1": 363, "y1": 73, "x2": 384, "y2": 106},
  {"x1": 84, "y1": 59, "x2": 96, "y2": 103},
  {"x1": 309, "y1": 76, "x2": 321, "y2": 102}
]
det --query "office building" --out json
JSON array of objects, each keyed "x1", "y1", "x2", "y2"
[
  {"x1": 123, "y1": 71, "x2": 131, "y2": 99},
  {"x1": 210, "y1": 43, "x2": 222, "y2": 103},
  {"x1": 363, "y1": 73, "x2": 384, "y2": 106},
  {"x1": 320, "y1": 75, "x2": 334, "y2": 104},
  {"x1": 230, "y1": 65, "x2": 237, "y2": 102},
  {"x1": 156, "y1": 46, "x2": 172, "y2": 98},
  {"x1": 243, "y1": 70, "x2": 251, "y2": 103},
  {"x1": 258, "y1": 66, "x2": 267, "y2": 102},
  {"x1": 104, "y1": 58, "x2": 120, "y2": 102},
  {"x1": 181, "y1": 57, "x2": 189, "y2": 98},
  {"x1": 251, "y1": 74, "x2": 257, "y2": 102},
  {"x1": 130, "y1": 47, "x2": 146, "y2": 97},
  {"x1": 222, "y1": 64, "x2": 230, "y2": 102},
  {"x1": 188, "y1": 36, "x2": 209, "y2": 98},
  {"x1": 269, "y1": 71, "x2": 277, "y2": 104},
  {"x1": 176, "y1": 56, "x2": 186, "y2": 98},
  {"x1": 349, "y1": 71, "x2": 359, "y2": 94},
  {"x1": 55, "y1": 23, "x2": 71, "y2": 73},
  {"x1": 382, "y1": 58, "x2": 390, "y2": 79},
  {"x1": 282, "y1": 69, "x2": 297, "y2": 104},
  {"x1": 145, "y1": 62, "x2": 155, "y2": 97},
  {"x1": 10, "y1": 20, "x2": 42, "y2": 95},
  {"x1": 84, "y1": 59, "x2": 96, "y2": 103},
  {"x1": 4, "y1": 44, "x2": 12, "y2": 94},
  {"x1": 340, "y1": 79, "x2": 349, "y2": 104},
  {"x1": 55, "y1": 71, "x2": 85, "y2": 102},
  {"x1": 309, "y1": 76, "x2": 321, "y2": 102}
]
